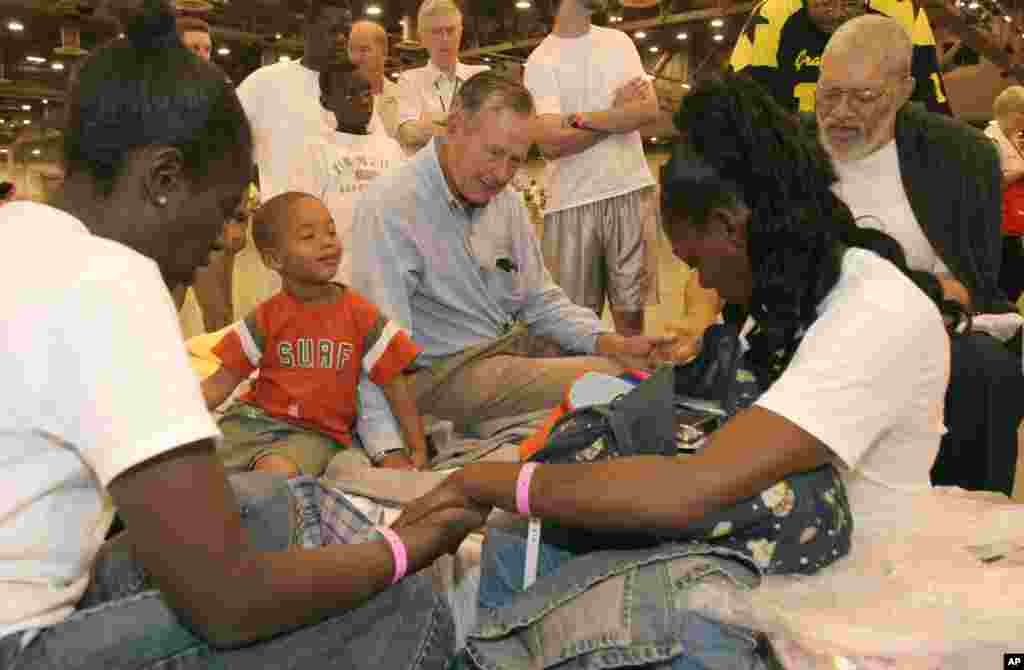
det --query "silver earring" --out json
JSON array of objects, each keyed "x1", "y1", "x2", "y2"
[{"x1": 156, "y1": 195, "x2": 168, "y2": 206}]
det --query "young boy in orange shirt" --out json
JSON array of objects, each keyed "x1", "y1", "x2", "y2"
[{"x1": 202, "y1": 191, "x2": 428, "y2": 475}]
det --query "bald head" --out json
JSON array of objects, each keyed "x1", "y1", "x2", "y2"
[
  {"x1": 349, "y1": 20, "x2": 387, "y2": 90},
  {"x1": 823, "y1": 14, "x2": 912, "y2": 79}
]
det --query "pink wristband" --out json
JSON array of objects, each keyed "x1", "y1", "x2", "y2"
[
  {"x1": 377, "y1": 526, "x2": 408, "y2": 584},
  {"x1": 515, "y1": 462, "x2": 539, "y2": 517}
]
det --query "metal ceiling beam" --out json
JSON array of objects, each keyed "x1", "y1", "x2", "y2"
[
  {"x1": 460, "y1": 3, "x2": 756, "y2": 58},
  {"x1": 920, "y1": 0, "x2": 1024, "y2": 80}
]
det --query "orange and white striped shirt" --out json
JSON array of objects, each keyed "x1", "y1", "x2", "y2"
[{"x1": 213, "y1": 285, "x2": 420, "y2": 445}]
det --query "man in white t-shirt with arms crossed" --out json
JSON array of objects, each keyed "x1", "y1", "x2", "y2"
[{"x1": 526, "y1": 0, "x2": 662, "y2": 336}]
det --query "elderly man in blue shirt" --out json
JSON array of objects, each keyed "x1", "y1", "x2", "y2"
[{"x1": 345, "y1": 72, "x2": 676, "y2": 467}]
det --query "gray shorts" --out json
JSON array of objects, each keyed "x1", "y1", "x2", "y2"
[{"x1": 541, "y1": 186, "x2": 660, "y2": 314}]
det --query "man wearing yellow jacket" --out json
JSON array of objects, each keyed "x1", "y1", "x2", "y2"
[{"x1": 730, "y1": 0, "x2": 951, "y2": 114}]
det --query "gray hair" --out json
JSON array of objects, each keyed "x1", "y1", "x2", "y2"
[
  {"x1": 823, "y1": 14, "x2": 912, "y2": 78},
  {"x1": 418, "y1": 0, "x2": 462, "y2": 28},
  {"x1": 994, "y1": 85, "x2": 1024, "y2": 122},
  {"x1": 452, "y1": 71, "x2": 535, "y2": 120}
]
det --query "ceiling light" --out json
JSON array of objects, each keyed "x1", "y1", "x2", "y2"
[
  {"x1": 711, "y1": 18, "x2": 725, "y2": 28},
  {"x1": 682, "y1": 83, "x2": 691, "y2": 89},
  {"x1": 42, "y1": 99, "x2": 48, "y2": 104},
  {"x1": 649, "y1": 45, "x2": 659, "y2": 52},
  {"x1": 967, "y1": 1, "x2": 979, "y2": 9},
  {"x1": 1005, "y1": 14, "x2": 1013, "y2": 22},
  {"x1": 23, "y1": 119, "x2": 30, "y2": 125},
  {"x1": 20, "y1": 104, "x2": 30, "y2": 111},
  {"x1": 25, "y1": 56, "x2": 46, "y2": 64},
  {"x1": 713, "y1": 34, "x2": 725, "y2": 42},
  {"x1": 51, "y1": 62, "x2": 64, "y2": 71},
  {"x1": 515, "y1": 0, "x2": 532, "y2": 8},
  {"x1": 217, "y1": 46, "x2": 230, "y2": 55},
  {"x1": 634, "y1": 31, "x2": 646, "y2": 39},
  {"x1": 366, "y1": 3, "x2": 382, "y2": 15},
  {"x1": 31, "y1": 148, "x2": 40, "y2": 156},
  {"x1": 118, "y1": 32, "x2": 125, "y2": 39},
  {"x1": 677, "y1": 32, "x2": 688, "y2": 40},
  {"x1": 279, "y1": 54, "x2": 292, "y2": 62},
  {"x1": 483, "y1": 56, "x2": 492, "y2": 62},
  {"x1": 275, "y1": 32, "x2": 283, "y2": 39},
  {"x1": 609, "y1": 15, "x2": 621, "y2": 23},
  {"x1": 0, "y1": 148, "x2": 7, "y2": 153},
  {"x1": 7, "y1": 20, "x2": 24, "y2": 32},
  {"x1": 391, "y1": 72, "x2": 400, "y2": 79}
]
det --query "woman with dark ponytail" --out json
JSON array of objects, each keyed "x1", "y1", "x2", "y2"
[{"x1": 0, "y1": 1, "x2": 473, "y2": 667}]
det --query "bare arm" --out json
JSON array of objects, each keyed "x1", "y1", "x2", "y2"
[
  {"x1": 379, "y1": 373, "x2": 429, "y2": 469},
  {"x1": 397, "y1": 405, "x2": 833, "y2": 534},
  {"x1": 534, "y1": 76, "x2": 659, "y2": 160},
  {"x1": 108, "y1": 442, "x2": 483, "y2": 648},
  {"x1": 201, "y1": 364, "x2": 247, "y2": 411}
]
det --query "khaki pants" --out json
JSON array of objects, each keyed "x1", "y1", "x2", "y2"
[{"x1": 412, "y1": 326, "x2": 622, "y2": 433}]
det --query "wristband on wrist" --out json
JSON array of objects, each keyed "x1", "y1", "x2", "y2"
[
  {"x1": 515, "y1": 462, "x2": 540, "y2": 517},
  {"x1": 568, "y1": 112, "x2": 594, "y2": 132},
  {"x1": 376, "y1": 526, "x2": 408, "y2": 584}
]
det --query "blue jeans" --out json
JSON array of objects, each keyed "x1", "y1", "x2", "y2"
[
  {"x1": 0, "y1": 473, "x2": 455, "y2": 670},
  {"x1": 476, "y1": 516, "x2": 766, "y2": 670}
]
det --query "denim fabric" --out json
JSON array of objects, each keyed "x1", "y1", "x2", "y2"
[
  {"x1": 468, "y1": 513, "x2": 766, "y2": 670},
  {"x1": 0, "y1": 472, "x2": 456, "y2": 670}
]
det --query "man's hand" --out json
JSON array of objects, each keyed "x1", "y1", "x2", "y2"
[
  {"x1": 377, "y1": 452, "x2": 416, "y2": 470},
  {"x1": 612, "y1": 76, "x2": 651, "y2": 109},
  {"x1": 659, "y1": 322, "x2": 704, "y2": 364},
  {"x1": 596, "y1": 333, "x2": 677, "y2": 370}
]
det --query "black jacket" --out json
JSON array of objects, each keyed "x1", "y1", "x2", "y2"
[{"x1": 807, "y1": 104, "x2": 1011, "y2": 313}]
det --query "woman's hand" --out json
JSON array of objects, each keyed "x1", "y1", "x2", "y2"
[
  {"x1": 596, "y1": 333, "x2": 678, "y2": 370},
  {"x1": 393, "y1": 470, "x2": 489, "y2": 531},
  {"x1": 658, "y1": 322, "x2": 705, "y2": 364},
  {"x1": 413, "y1": 505, "x2": 490, "y2": 556}
]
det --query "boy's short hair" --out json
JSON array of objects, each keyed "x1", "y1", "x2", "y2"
[
  {"x1": 252, "y1": 191, "x2": 318, "y2": 254},
  {"x1": 318, "y1": 56, "x2": 360, "y2": 105}
]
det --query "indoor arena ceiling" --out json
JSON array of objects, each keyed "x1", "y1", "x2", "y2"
[{"x1": 0, "y1": 0, "x2": 1021, "y2": 148}]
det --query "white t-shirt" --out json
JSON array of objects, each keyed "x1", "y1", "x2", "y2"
[
  {"x1": 984, "y1": 120, "x2": 1024, "y2": 180},
  {"x1": 367, "y1": 77, "x2": 402, "y2": 140},
  {"x1": 0, "y1": 202, "x2": 219, "y2": 641},
  {"x1": 396, "y1": 61, "x2": 490, "y2": 128},
  {"x1": 236, "y1": 60, "x2": 338, "y2": 199},
  {"x1": 756, "y1": 248, "x2": 949, "y2": 520},
  {"x1": 832, "y1": 140, "x2": 950, "y2": 276},
  {"x1": 524, "y1": 25, "x2": 655, "y2": 214},
  {"x1": 287, "y1": 130, "x2": 405, "y2": 283}
]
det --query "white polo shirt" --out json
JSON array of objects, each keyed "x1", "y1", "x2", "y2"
[{"x1": 396, "y1": 60, "x2": 490, "y2": 129}]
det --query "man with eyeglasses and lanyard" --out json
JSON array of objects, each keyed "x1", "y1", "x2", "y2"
[
  {"x1": 395, "y1": 0, "x2": 488, "y2": 153},
  {"x1": 729, "y1": 0, "x2": 950, "y2": 116}
]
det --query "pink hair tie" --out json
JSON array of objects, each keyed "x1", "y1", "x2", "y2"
[
  {"x1": 515, "y1": 462, "x2": 539, "y2": 517},
  {"x1": 376, "y1": 526, "x2": 408, "y2": 584}
]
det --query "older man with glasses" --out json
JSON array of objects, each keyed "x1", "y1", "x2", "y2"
[
  {"x1": 729, "y1": 0, "x2": 950, "y2": 115},
  {"x1": 395, "y1": 0, "x2": 489, "y2": 153},
  {"x1": 680, "y1": 15, "x2": 1022, "y2": 496}
]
